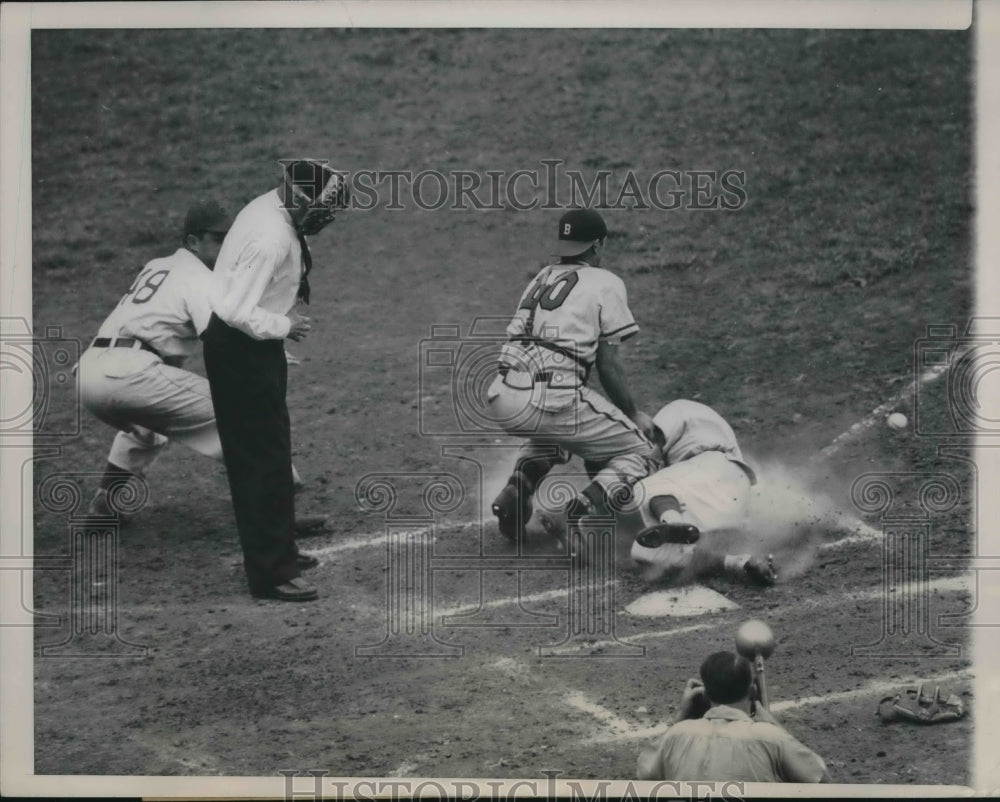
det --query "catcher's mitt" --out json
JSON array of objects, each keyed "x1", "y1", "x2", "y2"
[{"x1": 876, "y1": 683, "x2": 965, "y2": 725}]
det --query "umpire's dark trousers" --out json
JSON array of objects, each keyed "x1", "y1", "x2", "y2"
[{"x1": 203, "y1": 314, "x2": 301, "y2": 593}]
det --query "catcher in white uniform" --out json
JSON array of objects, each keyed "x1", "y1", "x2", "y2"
[
  {"x1": 630, "y1": 399, "x2": 776, "y2": 585},
  {"x1": 78, "y1": 201, "x2": 307, "y2": 518},
  {"x1": 488, "y1": 208, "x2": 655, "y2": 545}
]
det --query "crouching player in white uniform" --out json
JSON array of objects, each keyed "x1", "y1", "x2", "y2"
[
  {"x1": 630, "y1": 400, "x2": 776, "y2": 585},
  {"x1": 78, "y1": 201, "x2": 308, "y2": 519}
]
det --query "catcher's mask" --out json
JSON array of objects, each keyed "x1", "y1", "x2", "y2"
[{"x1": 283, "y1": 159, "x2": 350, "y2": 235}]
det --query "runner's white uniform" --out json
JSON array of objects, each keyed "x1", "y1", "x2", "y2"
[
  {"x1": 631, "y1": 400, "x2": 757, "y2": 568},
  {"x1": 488, "y1": 262, "x2": 653, "y2": 497},
  {"x1": 78, "y1": 248, "x2": 221, "y2": 475}
]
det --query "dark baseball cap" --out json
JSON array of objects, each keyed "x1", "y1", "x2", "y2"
[
  {"x1": 183, "y1": 200, "x2": 232, "y2": 237},
  {"x1": 552, "y1": 208, "x2": 608, "y2": 257}
]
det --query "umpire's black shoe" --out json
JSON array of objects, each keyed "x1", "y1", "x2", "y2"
[
  {"x1": 251, "y1": 577, "x2": 319, "y2": 602},
  {"x1": 296, "y1": 552, "x2": 320, "y2": 570},
  {"x1": 634, "y1": 522, "x2": 701, "y2": 548},
  {"x1": 294, "y1": 515, "x2": 329, "y2": 536}
]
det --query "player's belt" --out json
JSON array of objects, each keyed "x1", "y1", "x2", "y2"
[
  {"x1": 509, "y1": 336, "x2": 591, "y2": 383},
  {"x1": 91, "y1": 337, "x2": 161, "y2": 358},
  {"x1": 497, "y1": 364, "x2": 579, "y2": 388}
]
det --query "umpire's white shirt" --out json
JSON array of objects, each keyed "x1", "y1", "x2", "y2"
[{"x1": 210, "y1": 189, "x2": 306, "y2": 340}]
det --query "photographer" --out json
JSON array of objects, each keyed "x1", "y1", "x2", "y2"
[{"x1": 637, "y1": 651, "x2": 829, "y2": 783}]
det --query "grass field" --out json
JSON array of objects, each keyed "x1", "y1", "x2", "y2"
[{"x1": 23, "y1": 23, "x2": 977, "y2": 790}]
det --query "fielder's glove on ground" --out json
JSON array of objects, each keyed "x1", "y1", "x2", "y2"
[{"x1": 876, "y1": 683, "x2": 965, "y2": 724}]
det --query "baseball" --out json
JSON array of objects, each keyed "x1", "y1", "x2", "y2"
[{"x1": 887, "y1": 412, "x2": 908, "y2": 430}]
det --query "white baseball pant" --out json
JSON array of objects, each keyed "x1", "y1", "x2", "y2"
[
  {"x1": 631, "y1": 450, "x2": 753, "y2": 568},
  {"x1": 487, "y1": 376, "x2": 654, "y2": 496},
  {"x1": 78, "y1": 347, "x2": 220, "y2": 475}
]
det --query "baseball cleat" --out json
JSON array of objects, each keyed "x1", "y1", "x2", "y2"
[
  {"x1": 86, "y1": 489, "x2": 133, "y2": 524},
  {"x1": 539, "y1": 514, "x2": 565, "y2": 543},
  {"x1": 743, "y1": 554, "x2": 777, "y2": 586},
  {"x1": 630, "y1": 538, "x2": 695, "y2": 571},
  {"x1": 87, "y1": 489, "x2": 114, "y2": 517},
  {"x1": 492, "y1": 484, "x2": 532, "y2": 541},
  {"x1": 635, "y1": 521, "x2": 700, "y2": 548},
  {"x1": 296, "y1": 552, "x2": 320, "y2": 570}
]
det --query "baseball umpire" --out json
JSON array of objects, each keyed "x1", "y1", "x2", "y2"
[
  {"x1": 630, "y1": 399, "x2": 776, "y2": 585},
  {"x1": 488, "y1": 208, "x2": 655, "y2": 547},
  {"x1": 204, "y1": 159, "x2": 348, "y2": 602},
  {"x1": 79, "y1": 201, "x2": 232, "y2": 515}
]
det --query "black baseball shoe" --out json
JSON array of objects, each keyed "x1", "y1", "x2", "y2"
[
  {"x1": 634, "y1": 521, "x2": 701, "y2": 548},
  {"x1": 296, "y1": 552, "x2": 320, "y2": 570},
  {"x1": 492, "y1": 484, "x2": 532, "y2": 541},
  {"x1": 294, "y1": 515, "x2": 329, "y2": 536},
  {"x1": 251, "y1": 577, "x2": 319, "y2": 602}
]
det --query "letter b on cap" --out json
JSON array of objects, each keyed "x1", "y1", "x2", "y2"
[{"x1": 563, "y1": 223, "x2": 572, "y2": 235}]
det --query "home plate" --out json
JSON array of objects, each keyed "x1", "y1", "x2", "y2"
[{"x1": 625, "y1": 586, "x2": 741, "y2": 617}]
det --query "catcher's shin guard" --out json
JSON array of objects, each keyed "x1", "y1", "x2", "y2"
[{"x1": 492, "y1": 455, "x2": 560, "y2": 540}]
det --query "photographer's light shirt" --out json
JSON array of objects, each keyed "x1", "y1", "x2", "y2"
[{"x1": 636, "y1": 706, "x2": 828, "y2": 783}]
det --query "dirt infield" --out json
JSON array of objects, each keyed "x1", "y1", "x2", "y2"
[{"x1": 26, "y1": 25, "x2": 975, "y2": 788}]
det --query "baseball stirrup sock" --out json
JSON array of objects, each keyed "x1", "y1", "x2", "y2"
[{"x1": 649, "y1": 494, "x2": 682, "y2": 521}]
